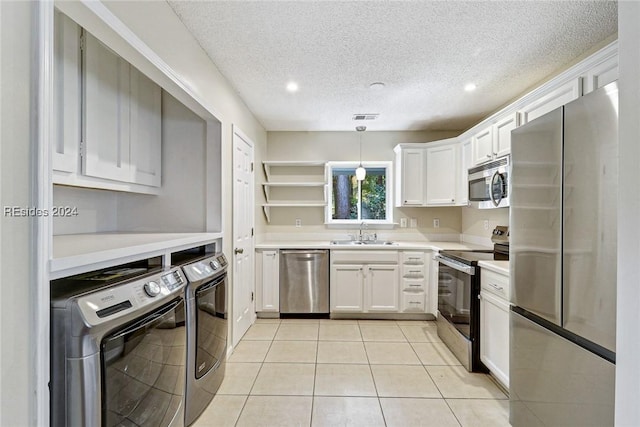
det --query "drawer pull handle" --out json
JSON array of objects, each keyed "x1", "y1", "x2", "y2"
[
  {"x1": 409, "y1": 302, "x2": 421, "y2": 305},
  {"x1": 409, "y1": 284, "x2": 422, "y2": 287},
  {"x1": 489, "y1": 283, "x2": 504, "y2": 291}
]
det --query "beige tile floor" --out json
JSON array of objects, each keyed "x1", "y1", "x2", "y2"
[{"x1": 193, "y1": 319, "x2": 510, "y2": 427}]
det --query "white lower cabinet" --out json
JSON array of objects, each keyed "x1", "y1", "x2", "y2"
[
  {"x1": 428, "y1": 251, "x2": 439, "y2": 315},
  {"x1": 400, "y1": 251, "x2": 429, "y2": 313},
  {"x1": 331, "y1": 264, "x2": 365, "y2": 312},
  {"x1": 330, "y1": 251, "x2": 398, "y2": 313},
  {"x1": 256, "y1": 250, "x2": 279, "y2": 313},
  {"x1": 366, "y1": 265, "x2": 400, "y2": 311},
  {"x1": 480, "y1": 268, "x2": 510, "y2": 389}
]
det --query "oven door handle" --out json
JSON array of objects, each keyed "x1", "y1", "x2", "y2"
[{"x1": 435, "y1": 255, "x2": 475, "y2": 275}]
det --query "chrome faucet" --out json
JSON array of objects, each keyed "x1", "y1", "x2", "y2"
[{"x1": 359, "y1": 222, "x2": 367, "y2": 241}]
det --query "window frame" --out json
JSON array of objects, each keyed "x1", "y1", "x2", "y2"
[{"x1": 325, "y1": 161, "x2": 394, "y2": 226}]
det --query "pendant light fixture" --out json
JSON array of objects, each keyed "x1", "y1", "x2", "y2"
[{"x1": 355, "y1": 126, "x2": 366, "y2": 181}]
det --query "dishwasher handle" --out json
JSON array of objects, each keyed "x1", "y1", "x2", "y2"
[{"x1": 280, "y1": 250, "x2": 328, "y2": 255}]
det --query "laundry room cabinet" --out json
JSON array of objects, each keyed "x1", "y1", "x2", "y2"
[{"x1": 53, "y1": 15, "x2": 162, "y2": 193}]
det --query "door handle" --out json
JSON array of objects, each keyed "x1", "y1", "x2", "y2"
[{"x1": 234, "y1": 248, "x2": 244, "y2": 255}]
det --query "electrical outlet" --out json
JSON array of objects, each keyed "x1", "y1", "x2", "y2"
[
  {"x1": 400, "y1": 218, "x2": 407, "y2": 228},
  {"x1": 410, "y1": 218, "x2": 417, "y2": 228},
  {"x1": 433, "y1": 218, "x2": 440, "y2": 228},
  {"x1": 295, "y1": 219, "x2": 302, "y2": 227},
  {"x1": 483, "y1": 220, "x2": 489, "y2": 230}
]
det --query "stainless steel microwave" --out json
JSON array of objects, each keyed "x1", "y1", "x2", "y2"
[{"x1": 468, "y1": 156, "x2": 510, "y2": 209}]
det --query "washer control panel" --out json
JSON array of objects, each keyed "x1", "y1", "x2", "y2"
[{"x1": 76, "y1": 267, "x2": 187, "y2": 326}]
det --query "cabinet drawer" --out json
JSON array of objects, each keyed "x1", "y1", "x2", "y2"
[
  {"x1": 481, "y1": 268, "x2": 510, "y2": 301},
  {"x1": 402, "y1": 278, "x2": 425, "y2": 292},
  {"x1": 401, "y1": 291, "x2": 426, "y2": 312},
  {"x1": 402, "y1": 264, "x2": 425, "y2": 278},
  {"x1": 401, "y1": 252, "x2": 425, "y2": 265},
  {"x1": 331, "y1": 250, "x2": 398, "y2": 264}
]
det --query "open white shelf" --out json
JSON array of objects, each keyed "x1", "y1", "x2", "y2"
[{"x1": 261, "y1": 161, "x2": 327, "y2": 223}]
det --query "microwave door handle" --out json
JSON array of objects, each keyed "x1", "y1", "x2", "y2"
[{"x1": 490, "y1": 171, "x2": 500, "y2": 207}]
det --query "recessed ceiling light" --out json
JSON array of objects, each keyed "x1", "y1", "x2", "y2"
[
  {"x1": 286, "y1": 82, "x2": 299, "y2": 92},
  {"x1": 464, "y1": 83, "x2": 477, "y2": 92},
  {"x1": 369, "y1": 82, "x2": 385, "y2": 90}
]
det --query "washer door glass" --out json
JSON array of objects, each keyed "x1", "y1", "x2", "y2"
[{"x1": 101, "y1": 298, "x2": 186, "y2": 427}]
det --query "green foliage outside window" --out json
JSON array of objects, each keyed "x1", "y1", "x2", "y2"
[{"x1": 332, "y1": 167, "x2": 386, "y2": 221}]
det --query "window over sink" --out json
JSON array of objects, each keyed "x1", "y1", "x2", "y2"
[{"x1": 326, "y1": 161, "x2": 393, "y2": 225}]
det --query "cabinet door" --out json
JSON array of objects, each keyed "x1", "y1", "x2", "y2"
[
  {"x1": 399, "y1": 148, "x2": 426, "y2": 206},
  {"x1": 457, "y1": 138, "x2": 472, "y2": 205},
  {"x1": 331, "y1": 264, "x2": 364, "y2": 312},
  {"x1": 519, "y1": 79, "x2": 581, "y2": 124},
  {"x1": 583, "y1": 55, "x2": 618, "y2": 94},
  {"x1": 366, "y1": 264, "x2": 399, "y2": 312},
  {"x1": 83, "y1": 32, "x2": 131, "y2": 182},
  {"x1": 426, "y1": 144, "x2": 457, "y2": 205},
  {"x1": 480, "y1": 291, "x2": 510, "y2": 389},
  {"x1": 259, "y1": 251, "x2": 279, "y2": 312},
  {"x1": 472, "y1": 127, "x2": 494, "y2": 165},
  {"x1": 427, "y1": 252, "x2": 438, "y2": 315},
  {"x1": 53, "y1": 10, "x2": 80, "y2": 173},
  {"x1": 493, "y1": 113, "x2": 519, "y2": 159},
  {"x1": 130, "y1": 67, "x2": 162, "y2": 187},
  {"x1": 401, "y1": 291, "x2": 426, "y2": 312}
]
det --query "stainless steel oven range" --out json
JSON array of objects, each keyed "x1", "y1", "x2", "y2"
[
  {"x1": 51, "y1": 262, "x2": 188, "y2": 427},
  {"x1": 436, "y1": 250, "x2": 497, "y2": 372},
  {"x1": 180, "y1": 253, "x2": 228, "y2": 426}
]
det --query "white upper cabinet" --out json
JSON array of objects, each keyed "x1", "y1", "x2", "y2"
[
  {"x1": 130, "y1": 67, "x2": 162, "y2": 187},
  {"x1": 493, "y1": 112, "x2": 519, "y2": 158},
  {"x1": 394, "y1": 145, "x2": 426, "y2": 206},
  {"x1": 472, "y1": 127, "x2": 494, "y2": 165},
  {"x1": 457, "y1": 138, "x2": 472, "y2": 206},
  {"x1": 519, "y1": 79, "x2": 582, "y2": 124},
  {"x1": 53, "y1": 11, "x2": 80, "y2": 174},
  {"x1": 425, "y1": 143, "x2": 457, "y2": 206},
  {"x1": 471, "y1": 112, "x2": 518, "y2": 166},
  {"x1": 53, "y1": 16, "x2": 162, "y2": 194},
  {"x1": 583, "y1": 55, "x2": 618, "y2": 94},
  {"x1": 83, "y1": 32, "x2": 132, "y2": 183}
]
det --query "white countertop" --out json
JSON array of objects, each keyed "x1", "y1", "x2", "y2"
[
  {"x1": 255, "y1": 240, "x2": 491, "y2": 252},
  {"x1": 478, "y1": 260, "x2": 510, "y2": 276},
  {"x1": 51, "y1": 232, "x2": 222, "y2": 279}
]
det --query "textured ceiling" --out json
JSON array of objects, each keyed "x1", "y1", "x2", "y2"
[{"x1": 166, "y1": 1, "x2": 617, "y2": 132}]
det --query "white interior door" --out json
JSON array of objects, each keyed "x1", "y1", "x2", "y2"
[{"x1": 232, "y1": 125, "x2": 256, "y2": 346}]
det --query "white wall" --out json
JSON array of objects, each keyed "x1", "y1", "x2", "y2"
[
  {"x1": 264, "y1": 131, "x2": 463, "y2": 241},
  {"x1": 0, "y1": 2, "x2": 38, "y2": 425},
  {"x1": 615, "y1": 2, "x2": 640, "y2": 425},
  {"x1": 461, "y1": 207, "x2": 510, "y2": 244}
]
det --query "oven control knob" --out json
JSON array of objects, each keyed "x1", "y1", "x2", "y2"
[
  {"x1": 210, "y1": 260, "x2": 220, "y2": 270},
  {"x1": 144, "y1": 281, "x2": 161, "y2": 297}
]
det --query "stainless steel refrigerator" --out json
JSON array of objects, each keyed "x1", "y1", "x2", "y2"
[{"x1": 509, "y1": 81, "x2": 618, "y2": 426}]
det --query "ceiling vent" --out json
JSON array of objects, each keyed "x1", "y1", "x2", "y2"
[{"x1": 352, "y1": 113, "x2": 379, "y2": 121}]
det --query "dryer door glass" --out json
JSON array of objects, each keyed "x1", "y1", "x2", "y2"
[{"x1": 101, "y1": 298, "x2": 186, "y2": 427}]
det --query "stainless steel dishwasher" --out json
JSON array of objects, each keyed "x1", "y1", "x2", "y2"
[{"x1": 279, "y1": 249, "x2": 329, "y2": 314}]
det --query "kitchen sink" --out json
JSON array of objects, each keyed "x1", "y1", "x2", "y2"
[{"x1": 330, "y1": 240, "x2": 396, "y2": 246}]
